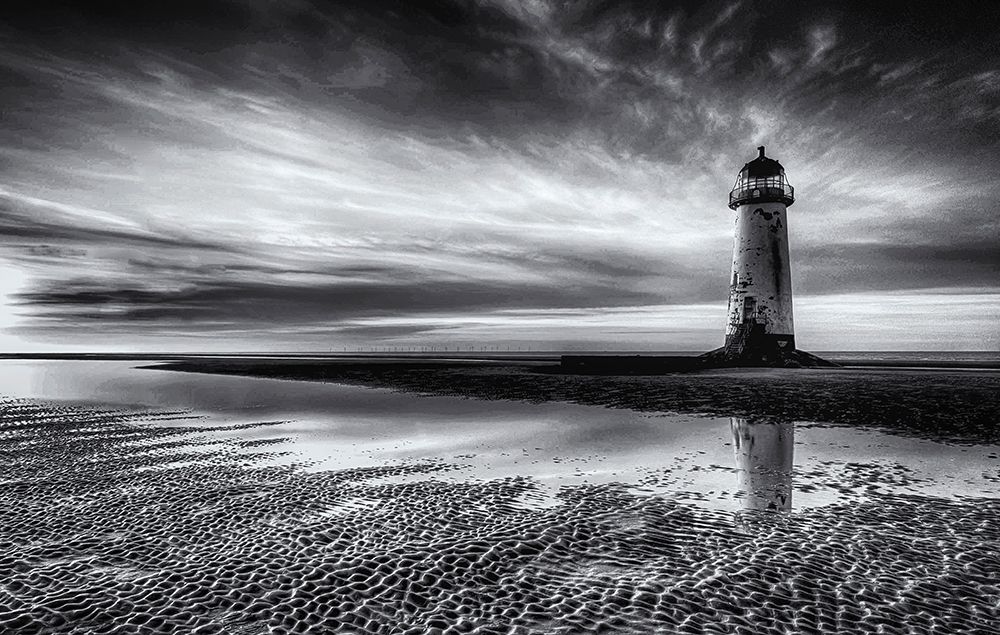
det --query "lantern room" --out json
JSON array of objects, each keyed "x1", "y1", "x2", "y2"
[{"x1": 728, "y1": 146, "x2": 795, "y2": 210}]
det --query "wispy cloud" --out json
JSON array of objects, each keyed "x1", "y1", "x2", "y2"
[{"x1": 0, "y1": 0, "x2": 997, "y2": 351}]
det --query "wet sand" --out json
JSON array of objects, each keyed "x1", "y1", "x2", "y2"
[
  {"x1": 2, "y1": 397, "x2": 998, "y2": 634},
  {"x1": 154, "y1": 360, "x2": 1000, "y2": 444}
]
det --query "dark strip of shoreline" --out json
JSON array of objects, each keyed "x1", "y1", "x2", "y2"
[
  {"x1": 148, "y1": 359, "x2": 1000, "y2": 445},
  {"x1": 4, "y1": 352, "x2": 999, "y2": 370}
]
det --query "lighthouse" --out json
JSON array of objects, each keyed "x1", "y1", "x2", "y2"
[
  {"x1": 562, "y1": 146, "x2": 835, "y2": 373},
  {"x1": 722, "y1": 146, "x2": 797, "y2": 364}
]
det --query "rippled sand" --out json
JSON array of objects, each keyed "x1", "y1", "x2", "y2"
[{"x1": 2, "y1": 398, "x2": 998, "y2": 634}]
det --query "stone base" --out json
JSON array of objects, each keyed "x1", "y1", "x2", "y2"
[
  {"x1": 558, "y1": 348, "x2": 838, "y2": 374},
  {"x1": 699, "y1": 345, "x2": 838, "y2": 368},
  {"x1": 702, "y1": 322, "x2": 837, "y2": 367},
  {"x1": 725, "y1": 331, "x2": 795, "y2": 360}
]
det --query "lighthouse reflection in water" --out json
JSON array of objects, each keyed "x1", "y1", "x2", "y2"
[{"x1": 731, "y1": 418, "x2": 794, "y2": 512}]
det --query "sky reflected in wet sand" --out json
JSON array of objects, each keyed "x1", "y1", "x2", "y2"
[{"x1": 3, "y1": 360, "x2": 997, "y2": 512}]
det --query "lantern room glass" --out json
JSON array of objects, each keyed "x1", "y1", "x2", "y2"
[{"x1": 729, "y1": 171, "x2": 795, "y2": 209}]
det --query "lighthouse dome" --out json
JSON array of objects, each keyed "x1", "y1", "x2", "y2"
[
  {"x1": 740, "y1": 146, "x2": 785, "y2": 178},
  {"x1": 729, "y1": 145, "x2": 794, "y2": 209}
]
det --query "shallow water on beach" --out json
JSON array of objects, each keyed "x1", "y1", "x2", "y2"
[
  {"x1": 2, "y1": 360, "x2": 999, "y2": 633},
  {"x1": 3, "y1": 360, "x2": 998, "y2": 510}
]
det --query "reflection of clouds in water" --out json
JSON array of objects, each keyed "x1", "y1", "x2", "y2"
[
  {"x1": 731, "y1": 418, "x2": 794, "y2": 512},
  {"x1": 4, "y1": 361, "x2": 998, "y2": 516},
  {"x1": 4, "y1": 360, "x2": 736, "y2": 492}
]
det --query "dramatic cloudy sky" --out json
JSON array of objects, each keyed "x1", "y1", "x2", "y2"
[{"x1": 1, "y1": 0, "x2": 997, "y2": 352}]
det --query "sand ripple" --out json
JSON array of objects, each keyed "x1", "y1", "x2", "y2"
[{"x1": 1, "y1": 398, "x2": 998, "y2": 634}]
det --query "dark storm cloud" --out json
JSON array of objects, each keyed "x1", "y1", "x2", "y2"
[
  {"x1": 4, "y1": 0, "x2": 997, "y2": 150},
  {"x1": 797, "y1": 240, "x2": 1000, "y2": 295},
  {"x1": 0, "y1": 0, "x2": 562, "y2": 137},
  {"x1": 0, "y1": 198, "x2": 234, "y2": 253},
  {"x1": 4, "y1": 0, "x2": 996, "y2": 170},
  {"x1": 14, "y1": 276, "x2": 663, "y2": 326}
]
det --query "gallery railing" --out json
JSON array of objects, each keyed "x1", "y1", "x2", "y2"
[{"x1": 729, "y1": 183, "x2": 795, "y2": 208}]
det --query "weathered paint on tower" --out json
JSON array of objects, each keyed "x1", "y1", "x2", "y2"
[
  {"x1": 724, "y1": 146, "x2": 796, "y2": 361},
  {"x1": 726, "y1": 202, "x2": 794, "y2": 339}
]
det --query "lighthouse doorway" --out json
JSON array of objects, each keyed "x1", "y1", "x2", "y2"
[{"x1": 742, "y1": 296, "x2": 757, "y2": 323}]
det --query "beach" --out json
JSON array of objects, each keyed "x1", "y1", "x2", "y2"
[
  {"x1": 1, "y1": 358, "x2": 998, "y2": 633},
  {"x1": 155, "y1": 357, "x2": 1000, "y2": 444}
]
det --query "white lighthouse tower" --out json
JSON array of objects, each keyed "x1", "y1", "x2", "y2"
[{"x1": 723, "y1": 146, "x2": 796, "y2": 363}]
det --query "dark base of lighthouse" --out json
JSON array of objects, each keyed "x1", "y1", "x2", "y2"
[
  {"x1": 699, "y1": 344, "x2": 835, "y2": 368},
  {"x1": 558, "y1": 347, "x2": 837, "y2": 374},
  {"x1": 699, "y1": 325, "x2": 836, "y2": 368},
  {"x1": 559, "y1": 323, "x2": 836, "y2": 374},
  {"x1": 726, "y1": 329, "x2": 795, "y2": 363}
]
